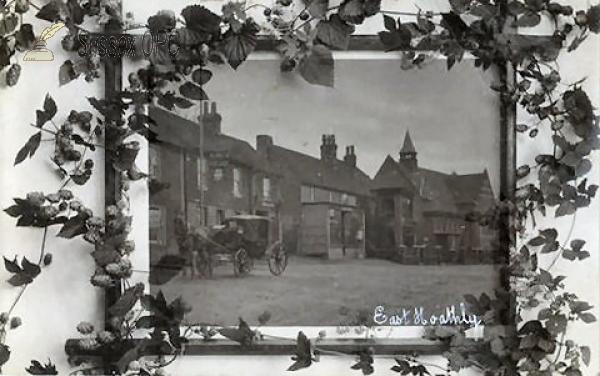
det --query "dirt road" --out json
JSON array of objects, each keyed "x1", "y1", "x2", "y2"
[{"x1": 152, "y1": 256, "x2": 503, "y2": 326}]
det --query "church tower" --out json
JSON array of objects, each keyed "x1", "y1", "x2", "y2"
[{"x1": 399, "y1": 131, "x2": 418, "y2": 172}]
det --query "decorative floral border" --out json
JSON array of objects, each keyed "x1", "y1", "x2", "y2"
[{"x1": 1, "y1": 0, "x2": 599, "y2": 375}]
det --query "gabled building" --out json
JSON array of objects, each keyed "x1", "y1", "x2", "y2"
[
  {"x1": 147, "y1": 102, "x2": 281, "y2": 263},
  {"x1": 371, "y1": 131, "x2": 497, "y2": 263},
  {"x1": 256, "y1": 134, "x2": 373, "y2": 259}
]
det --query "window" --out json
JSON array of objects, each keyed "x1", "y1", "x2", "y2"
[
  {"x1": 381, "y1": 198, "x2": 395, "y2": 218},
  {"x1": 263, "y1": 177, "x2": 271, "y2": 199},
  {"x1": 233, "y1": 168, "x2": 242, "y2": 197},
  {"x1": 149, "y1": 145, "x2": 161, "y2": 179},
  {"x1": 301, "y1": 185, "x2": 313, "y2": 202},
  {"x1": 149, "y1": 206, "x2": 166, "y2": 244},
  {"x1": 217, "y1": 209, "x2": 225, "y2": 223},
  {"x1": 197, "y1": 156, "x2": 207, "y2": 191},
  {"x1": 213, "y1": 168, "x2": 224, "y2": 181}
]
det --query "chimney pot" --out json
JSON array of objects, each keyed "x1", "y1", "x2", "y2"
[
  {"x1": 211, "y1": 101, "x2": 217, "y2": 114},
  {"x1": 344, "y1": 145, "x2": 356, "y2": 167},
  {"x1": 257, "y1": 135, "x2": 273, "y2": 153}
]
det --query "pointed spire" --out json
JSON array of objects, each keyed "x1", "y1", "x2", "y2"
[{"x1": 400, "y1": 130, "x2": 416, "y2": 154}]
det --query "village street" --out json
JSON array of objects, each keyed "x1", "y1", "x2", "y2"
[{"x1": 154, "y1": 256, "x2": 502, "y2": 326}]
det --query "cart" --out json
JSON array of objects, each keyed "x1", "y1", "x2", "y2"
[{"x1": 194, "y1": 215, "x2": 289, "y2": 278}]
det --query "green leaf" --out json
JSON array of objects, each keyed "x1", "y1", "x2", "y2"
[
  {"x1": 174, "y1": 97, "x2": 194, "y2": 109},
  {"x1": 570, "y1": 301, "x2": 593, "y2": 313},
  {"x1": 541, "y1": 241, "x2": 559, "y2": 254},
  {"x1": 339, "y1": 0, "x2": 365, "y2": 24},
  {"x1": 556, "y1": 201, "x2": 576, "y2": 217},
  {"x1": 71, "y1": 169, "x2": 92, "y2": 185},
  {"x1": 35, "y1": 1, "x2": 61, "y2": 22},
  {"x1": 0, "y1": 37, "x2": 12, "y2": 71},
  {"x1": 4, "y1": 256, "x2": 22, "y2": 273},
  {"x1": 299, "y1": 44, "x2": 334, "y2": 87},
  {"x1": 568, "y1": 33, "x2": 588, "y2": 52},
  {"x1": 570, "y1": 239, "x2": 585, "y2": 252},
  {"x1": 288, "y1": 358, "x2": 312, "y2": 371},
  {"x1": 561, "y1": 152, "x2": 580, "y2": 167},
  {"x1": 514, "y1": 12, "x2": 541, "y2": 27},
  {"x1": 8, "y1": 273, "x2": 33, "y2": 286},
  {"x1": 518, "y1": 320, "x2": 543, "y2": 335},
  {"x1": 546, "y1": 314, "x2": 567, "y2": 335},
  {"x1": 14, "y1": 132, "x2": 42, "y2": 166},
  {"x1": 287, "y1": 331, "x2": 312, "y2": 371},
  {"x1": 179, "y1": 82, "x2": 208, "y2": 101},
  {"x1": 181, "y1": 5, "x2": 221, "y2": 34},
  {"x1": 580, "y1": 346, "x2": 591, "y2": 366},
  {"x1": 562, "y1": 249, "x2": 577, "y2": 261},
  {"x1": 36, "y1": 94, "x2": 58, "y2": 127},
  {"x1": 149, "y1": 255, "x2": 187, "y2": 285},
  {"x1": 0, "y1": 13, "x2": 18, "y2": 36},
  {"x1": 59, "y1": 60, "x2": 79, "y2": 86},
  {"x1": 540, "y1": 228, "x2": 558, "y2": 240},
  {"x1": 383, "y1": 15, "x2": 396, "y2": 31},
  {"x1": 217, "y1": 318, "x2": 255, "y2": 346},
  {"x1": 578, "y1": 251, "x2": 590, "y2": 260},
  {"x1": 56, "y1": 214, "x2": 88, "y2": 239},
  {"x1": 508, "y1": 1, "x2": 526, "y2": 15},
  {"x1": 21, "y1": 257, "x2": 40, "y2": 279},
  {"x1": 575, "y1": 159, "x2": 592, "y2": 177},
  {"x1": 538, "y1": 308, "x2": 552, "y2": 320},
  {"x1": 25, "y1": 360, "x2": 58, "y2": 375},
  {"x1": 528, "y1": 236, "x2": 546, "y2": 246},
  {"x1": 220, "y1": 20, "x2": 259, "y2": 69},
  {"x1": 91, "y1": 247, "x2": 120, "y2": 267},
  {"x1": 191, "y1": 69, "x2": 212, "y2": 85},
  {"x1": 565, "y1": 368, "x2": 582, "y2": 376},
  {"x1": 15, "y1": 24, "x2": 36, "y2": 51},
  {"x1": 316, "y1": 14, "x2": 355, "y2": 50},
  {"x1": 114, "y1": 342, "x2": 143, "y2": 374},
  {"x1": 304, "y1": 0, "x2": 329, "y2": 20},
  {"x1": 578, "y1": 312, "x2": 596, "y2": 323},
  {"x1": 0, "y1": 344, "x2": 10, "y2": 368},
  {"x1": 109, "y1": 283, "x2": 145, "y2": 318}
]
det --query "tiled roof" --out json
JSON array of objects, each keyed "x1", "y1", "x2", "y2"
[
  {"x1": 446, "y1": 172, "x2": 489, "y2": 205},
  {"x1": 148, "y1": 106, "x2": 261, "y2": 169},
  {"x1": 415, "y1": 169, "x2": 460, "y2": 214},
  {"x1": 371, "y1": 155, "x2": 415, "y2": 193},
  {"x1": 268, "y1": 145, "x2": 372, "y2": 196},
  {"x1": 372, "y1": 156, "x2": 490, "y2": 215}
]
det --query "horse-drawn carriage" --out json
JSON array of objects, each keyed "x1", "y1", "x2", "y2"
[{"x1": 177, "y1": 214, "x2": 289, "y2": 278}]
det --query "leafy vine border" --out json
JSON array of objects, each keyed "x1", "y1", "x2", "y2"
[{"x1": 1, "y1": 0, "x2": 599, "y2": 375}]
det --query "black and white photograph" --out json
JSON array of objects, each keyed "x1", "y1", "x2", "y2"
[
  {"x1": 147, "y1": 56, "x2": 507, "y2": 326},
  {"x1": 2, "y1": 0, "x2": 600, "y2": 374}
]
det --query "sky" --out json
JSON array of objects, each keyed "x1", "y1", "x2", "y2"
[{"x1": 172, "y1": 54, "x2": 501, "y2": 193}]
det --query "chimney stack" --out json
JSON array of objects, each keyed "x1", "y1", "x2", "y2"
[
  {"x1": 199, "y1": 100, "x2": 222, "y2": 135},
  {"x1": 256, "y1": 134, "x2": 273, "y2": 155},
  {"x1": 320, "y1": 134, "x2": 337, "y2": 163},
  {"x1": 344, "y1": 145, "x2": 356, "y2": 168}
]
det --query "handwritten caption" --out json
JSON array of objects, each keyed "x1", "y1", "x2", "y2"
[{"x1": 373, "y1": 303, "x2": 482, "y2": 329}]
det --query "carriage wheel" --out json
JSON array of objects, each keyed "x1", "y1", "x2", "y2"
[
  {"x1": 196, "y1": 250, "x2": 213, "y2": 278},
  {"x1": 268, "y1": 243, "x2": 288, "y2": 276},
  {"x1": 233, "y1": 248, "x2": 252, "y2": 277}
]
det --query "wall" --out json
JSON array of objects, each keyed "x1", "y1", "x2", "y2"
[{"x1": 0, "y1": 1, "x2": 599, "y2": 376}]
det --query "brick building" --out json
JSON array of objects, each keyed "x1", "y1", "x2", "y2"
[
  {"x1": 256, "y1": 134, "x2": 372, "y2": 259},
  {"x1": 147, "y1": 102, "x2": 281, "y2": 263},
  {"x1": 371, "y1": 131, "x2": 497, "y2": 263}
]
